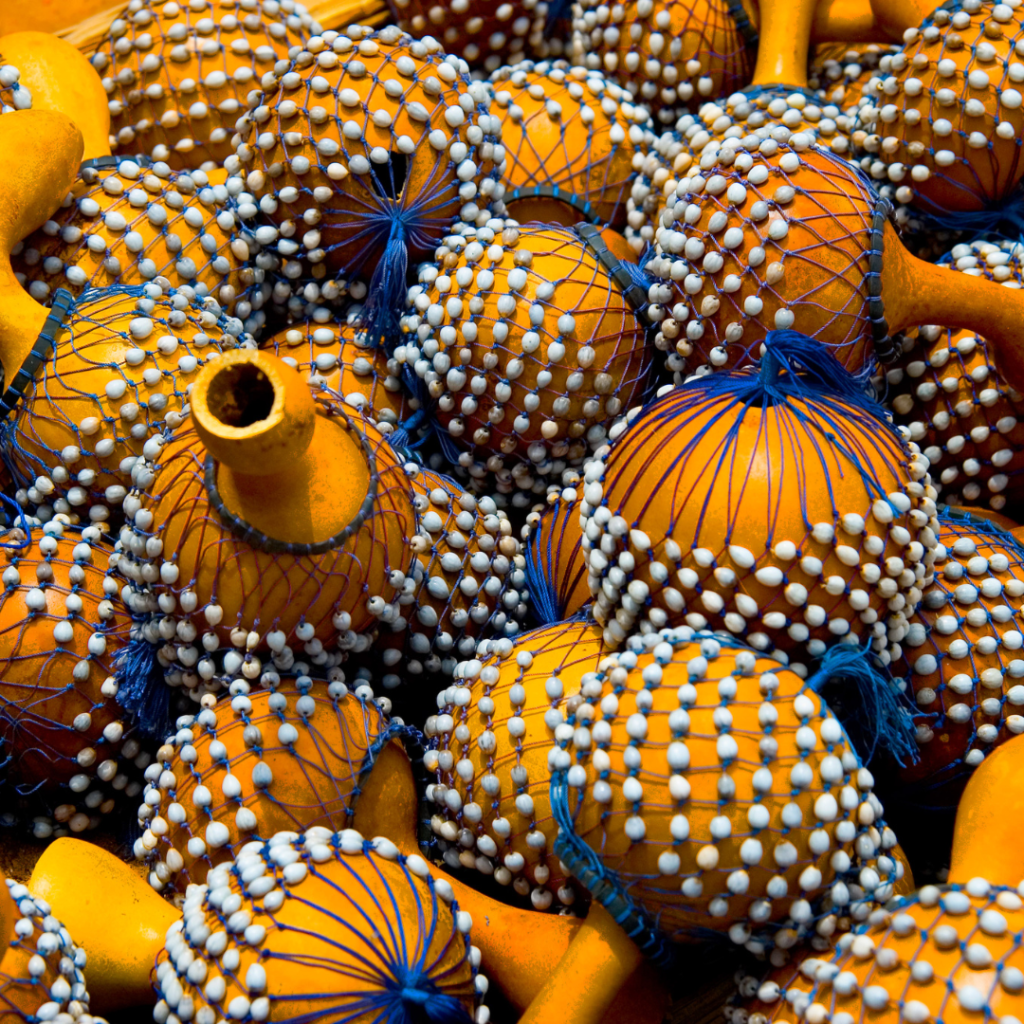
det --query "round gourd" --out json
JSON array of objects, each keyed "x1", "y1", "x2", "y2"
[
  {"x1": 582, "y1": 331, "x2": 940, "y2": 665},
  {"x1": 426, "y1": 621, "x2": 908, "y2": 955}
]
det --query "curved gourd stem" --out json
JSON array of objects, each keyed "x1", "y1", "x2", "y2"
[
  {"x1": 0, "y1": 109, "x2": 82, "y2": 384},
  {"x1": 191, "y1": 350, "x2": 372, "y2": 546},
  {"x1": 883, "y1": 222, "x2": 1024, "y2": 397},
  {"x1": 56, "y1": 2, "x2": 139, "y2": 49},
  {"x1": 811, "y1": 0, "x2": 889, "y2": 42},
  {"x1": 353, "y1": 740, "x2": 668, "y2": 1023},
  {"x1": 26, "y1": 838, "x2": 179, "y2": 1013},
  {"x1": 0, "y1": 32, "x2": 111, "y2": 159},
  {"x1": 949, "y1": 735, "x2": 1024, "y2": 884},
  {"x1": 868, "y1": 0, "x2": 938, "y2": 38},
  {"x1": 0, "y1": 0, "x2": 116, "y2": 36},
  {"x1": 750, "y1": 0, "x2": 817, "y2": 90}
]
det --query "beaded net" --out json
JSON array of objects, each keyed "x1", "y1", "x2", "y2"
[
  {"x1": 89, "y1": 0, "x2": 319, "y2": 169},
  {"x1": 852, "y1": 0, "x2": 1024, "y2": 223},
  {"x1": 259, "y1": 314, "x2": 413, "y2": 432},
  {"x1": 427, "y1": 622, "x2": 907, "y2": 959},
  {"x1": 490, "y1": 62, "x2": 654, "y2": 229},
  {"x1": 886, "y1": 323, "x2": 1024, "y2": 513},
  {"x1": 153, "y1": 829, "x2": 485, "y2": 1024},
  {"x1": 134, "y1": 680, "x2": 389, "y2": 891},
  {"x1": 733, "y1": 878, "x2": 1024, "y2": 1024},
  {"x1": 371, "y1": 466, "x2": 527, "y2": 690},
  {"x1": 522, "y1": 489, "x2": 590, "y2": 625},
  {"x1": 398, "y1": 223, "x2": 652, "y2": 484},
  {"x1": 0, "y1": 283, "x2": 249, "y2": 524},
  {"x1": 647, "y1": 140, "x2": 890, "y2": 375},
  {"x1": 0, "y1": 64, "x2": 30, "y2": 113},
  {"x1": 231, "y1": 26, "x2": 503, "y2": 345},
  {"x1": 387, "y1": 0, "x2": 561, "y2": 73},
  {"x1": 0, "y1": 524, "x2": 151, "y2": 838},
  {"x1": 570, "y1": 0, "x2": 756, "y2": 119},
  {"x1": 113, "y1": 392, "x2": 417, "y2": 701},
  {"x1": 581, "y1": 333, "x2": 940, "y2": 664},
  {"x1": 1, "y1": 876, "x2": 107, "y2": 1024},
  {"x1": 894, "y1": 508, "x2": 1024, "y2": 785},
  {"x1": 808, "y1": 43, "x2": 899, "y2": 113},
  {"x1": 13, "y1": 163, "x2": 258, "y2": 320}
]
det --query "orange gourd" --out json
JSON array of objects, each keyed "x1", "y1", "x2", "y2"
[
  {"x1": 887, "y1": 323, "x2": 1024, "y2": 514},
  {"x1": 371, "y1": 466, "x2": 526, "y2": 690},
  {"x1": 229, "y1": 25, "x2": 502, "y2": 344},
  {"x1": 893, "y1": 509, "x2": 1024, "y2": 783},
  {"x1": 112, "y1": 350, "x2": 416, "y2": 710},
  {"x1": 0, "y1": 873, "x2": 107, "y2": 1024},
  {"x1": 1, "y1": 1, "x2": 123, "y2": 36},
  {"x1": 0, "y1": 523, "x2": 149, "y2": 838},
  {"x1": 398, "y1": 223, "x2": 651, "y2": 482},
  {"x1": 0, "y1": 111, "x2": 250, "y2": 521},
  {"x1": 259, "y1": 315, "x2": 413, "y2": 432},
  {"x1": 151, "y1": 830, "x2": 484, "y2": 1024},
  {"x1": 88, "y1": 0, "x2": 320, "y2": 169},
  {"x1": 386, "y1": 0, "x2": 560, "y2": 72},
  {"x1": 133, "y1": 680, "x2": 388, "y2": 890},
  {"x1": 581, "y1": 334, "x2": 939, "y2": 665},
  {"x1": 854, "y1": 0, "x2": 1024, "y2": 218},
  {"x1": 733, "y1": 730, "x2": 1024, "y2": 1024},
  {"x1": 650, "y1": 138, "x2": 1024, "y2": 386},
  {"x1": 523, "y1": 489, "x2": 590, "y2": 624},
  {"x1": 427, "y1": 620, "x2": 908, "y2": 954},
  {"x1": 570, "y1": 0, "x2": 756, "y2": 115},
  {"x1": 13, "y1": 164, "x2": 257, "y2": 319},
  {"x1": 490, "y1": 61, "x2": 655, "y2": 230}
]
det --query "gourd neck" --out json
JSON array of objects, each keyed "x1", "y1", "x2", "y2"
[{"x1": 749, "y1": 0, "x2": 815, "y2": 90}]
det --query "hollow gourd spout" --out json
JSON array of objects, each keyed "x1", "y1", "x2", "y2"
[
  {"x1": 0, "y1": 33, "x2": 110, "y2": 160},
  {"x1": 881, "y1": 222, "x2": 1024, "y2": 397},
  {"x1": 190, "y1": 350, "x2": 371, "y2": 546},
  {"x1": 949, "y1": 735, "x2": 1024, "y2": 885},
  {"x1": 749, "y1": 0, "x2": 816, "y2": 91},
  {"x1": 0, "y1": 109, "x2": 82, "y2": 385},
  {"x1": 26, "y1": 838, "x2": 179, "y2": 1013},
  {"x1": 303, "y1": 0, "x2": 389, "y2": 29}
]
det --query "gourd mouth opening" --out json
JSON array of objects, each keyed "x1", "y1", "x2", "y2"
[{"x1": 205, "y1": 363, "x2": 277, "y2": 428}]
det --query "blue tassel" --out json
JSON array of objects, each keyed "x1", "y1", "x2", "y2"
[
  {"x1": 914, "y1": 190, "x2": 1024, "y2": 237},
  {"x1": 384, "y1": 967, "x2": 473, "y2": 1024},
  {"x1": 363, "y1": 213, "x2": 409, "y2": 352},
  {"x1": 389, "y1": 408, "x2": 430, "y2": 453},
  {"x1": 806, "y1": 641, "x2": 919, "y2": 766},
  {"x1": 688, "y1": 329, "x2": 888, "y2": 420},
  {"x1": 113, "y1": 636, "x2": 172, "y2": 739},
  {"x1": 524, "y1": 534, "x2": 563, "y2": 627}
]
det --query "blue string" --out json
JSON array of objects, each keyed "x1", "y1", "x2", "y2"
[
  {"x1": 113, "y1": 635, "x2": 171, "y2": 738},
  {"x1": 806, "y1": 640, "x2": 919, "y2": 766},
  {"x1": 363, "y1": 212, "x2": 411, "y2": 351},
  {"x1": 0, "y1": 493, "x2": 32, "y2": 548}
]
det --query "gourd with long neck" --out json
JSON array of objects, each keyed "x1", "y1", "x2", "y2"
[
  {"x1": 868, "y1": 0, "x2": 938, "y2": 39},
  {"x1": 112, "y1": 350, "x2": 416, "y2": 725},
  {"x1": 27, "y1": 739, "x2": 669, "y2": 1024}
]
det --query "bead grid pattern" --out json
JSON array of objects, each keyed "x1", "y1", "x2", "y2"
[
  {"x1": 734, "y1": 878, "x2": 1024, "y2": 1024},
  {"x1": 0, "y1": 282, "x2": 249, "y2": 524},
  {"x1": 152, "y1": 829, "x2": 487, "y2": 1024},
  {"x1": 579, "y1": 353, "x2": 939, "y2": 663},
  {"x1": 427, "y1": 622, "x2": 905, "y2": 956},
  {"x1": 0, "y1": 524, "x2": 149, "y2": 838},
  {"x1": 135, "y1": 681, "x2": 386, "y2": 891},
  {"x1": 647, "y1": 140, "x2": 890, "y2": 374},
  {"x1": 398, "y1": 222, "x2": 652, "y2": 485},
  {"x1": 90, "y1": 0, "x2": 319, "y2": 169},
  {"x1": 896, "y1": 508, "x2": 1024, "y2": 784}
]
